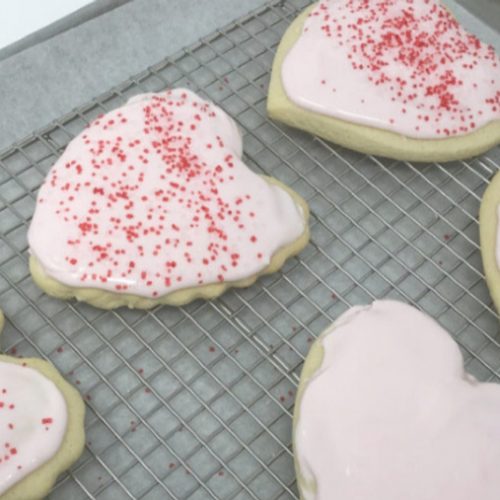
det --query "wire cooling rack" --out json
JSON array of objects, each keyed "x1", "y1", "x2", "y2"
[{"x1": 1, "y1": 0, "x2": 500, "y2": 498}]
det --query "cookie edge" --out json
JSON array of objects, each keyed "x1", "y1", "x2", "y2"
[
  {"x1": 293, "y1": 326, "x2": 326, "y2": 500},
  {"x1": 267, "y1": 2, "x2": 500, "y2": 162},
  {"x1": 29, "y1": 175, "x2": 310, "y2": 309},
  {"x1": 0, "y1": 355, "x2": 85, "y2": 500},
  {"x1": 479, "y1": 169, "x2": 500, "y2": 316}
]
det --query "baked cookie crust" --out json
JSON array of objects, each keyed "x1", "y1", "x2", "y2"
[
  {"x1": 30, "y1": 176, "x2": 309, "y2": 310},
  {"x1": 479, "y1": 170, "x2": 500, "y2": 314},
  {"x1": 267, "y1": 4, "x2": 500, "y2": 162},
  {"x1": 0, "y1": 355, "x2": 85, "y2": 500}
]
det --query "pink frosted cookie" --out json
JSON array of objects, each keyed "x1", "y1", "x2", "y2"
[
  {"x1": 294, "y1": 300, "x2": 500, "y2": 500},
  {"x1": 268, "y1": 0, "x2": 500, "y2": 161},
  {"x1": 0, "y1": 312, "x2": 85, "y2": 500},
  {"x1": 28, "y1": 89, "x2": 309, "y2": 309}
]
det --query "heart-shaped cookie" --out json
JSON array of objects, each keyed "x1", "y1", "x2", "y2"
[
  {"x1": 0, "y1": 312, "x2": 85, "y2": 500},
  {"x1": 480, "y1": 169, "x2": 500, "y2": 314},
  {"x1": 268, "y1": 0, "x2": 500, "y2": 161},
  {"x1": 294, "y1": 300, "x2": 500, "y2": 500},
  {"x1": 28, "y1": 89, "x2": 309, "y2": 309}
]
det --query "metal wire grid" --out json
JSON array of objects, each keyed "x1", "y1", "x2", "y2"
[{"x1": 1, "y1": 0, "x2": 500, "y2": 498}]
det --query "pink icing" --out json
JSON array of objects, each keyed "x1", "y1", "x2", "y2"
[
  {"x1": 296, "y1": 300, "x2": 500, "y2": 500},
  {"x1": 28, "y1": 89, "x2": 305, "y2": 298},
  {"x1": 0, "y1": 362, "x2": 67, "y2": 494},
  {"x1": 281, "y1": 0, "x2": 500, "y2": 138}
]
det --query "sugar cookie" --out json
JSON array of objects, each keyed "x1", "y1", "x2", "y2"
[
  {"x1": 28, "y1": 89, "x2": 309, "y2": 309},
  {"x1": 268, "y1": 0, "x2": 500, "y2": 161},
  {"x1": 479, "y1": 169, "x2": 500, "y2": 314},
  {"x1": 0, "y1": 313, "x2": 85, "y2": 500},
  {"x1": 295, "y1": 300, "x2": 500, "y2": 499}
]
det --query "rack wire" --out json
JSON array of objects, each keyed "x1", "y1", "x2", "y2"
[{"x1": 1, "y1": 0, "x2": 500, "y2": 498}]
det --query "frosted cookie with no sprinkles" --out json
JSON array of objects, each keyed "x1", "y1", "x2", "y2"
[
  {"x1": 268, "y1": 0, "x2": 500, "y2": 162},
  {"x1": 294, "y1": 300, "x2": 500, "y2": 500},
  {"x1": 28, "y1": 89, "x2": 309, "y2": 309},
  {"x1": 0, "y1": 311, "x2": 85, "y2": 500}
]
